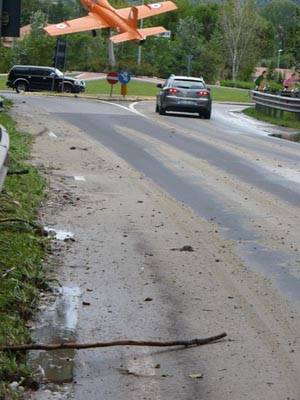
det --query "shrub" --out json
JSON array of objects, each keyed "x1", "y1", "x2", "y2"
[{"x1": 220, "y1": 80, "x2": 255, "y2": 90}]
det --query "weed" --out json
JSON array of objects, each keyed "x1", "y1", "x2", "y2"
[{"x1": 0, "y1": 108, "x2": 46, "y2": 398}]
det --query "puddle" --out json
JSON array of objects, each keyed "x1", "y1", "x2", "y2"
[
  {"x1": 29, "y1": 286, "x2": 81, "y2": 384},
  {"x1": 44, "y1": 227, "x2": 75, "y2": 241}
]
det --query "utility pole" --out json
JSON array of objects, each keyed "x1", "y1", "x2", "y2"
[
  {"x1": 137, "y1": 0, "x2": 144, "y2": 65},
  {"x1": 187, "y1": 55, "x2": 193, "y2": 76},
  {"x1": 108, "y1": 29, "x2": 116, "y2": 67}
]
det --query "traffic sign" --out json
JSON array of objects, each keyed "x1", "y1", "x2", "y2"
[
  {"x1": 118, "y1": 71, "x2": 131, "y2": 85},
  {"x1": 107, "y1": 71, "x2": 119, "y2": 85}
]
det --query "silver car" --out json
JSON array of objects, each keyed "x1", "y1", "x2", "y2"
[{"x1": 156, "y1": 75, "x2": 212, "y2": 119}]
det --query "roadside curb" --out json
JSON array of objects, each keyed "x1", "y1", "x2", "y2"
[
  {"x1": 0, "y1": 90, "x2": 254, "y2": 105},
  {"x1": 269, "y1": 131, "x2": 300, "y2": 142},
  {"x1": 0, "y1": 124, "x2": 9, "y2": 192}
]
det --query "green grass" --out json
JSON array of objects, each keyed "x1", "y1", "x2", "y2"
[
  {"x1": 85, "y1": 79, "x2": 252, "y2": 102},
  {"x1": 243, "y1": 107, "x2": 300, "y2": 130},
  {"x1": 85, "y1": 79, "x2": 159, "y2": 97},
  {"x1": 0, "y1": 75, "x2": 7, "y2": 90},
  {"x1": 210, "y1": 86, "x2": 251, "y2": 102},
  {"x1": 0, "y1": 108, "x2": 47, "y2": 397},
  {"x1": 1, "y1": 74, "x2": 251, "y2": 102}
]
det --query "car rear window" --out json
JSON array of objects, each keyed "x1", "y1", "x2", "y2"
[{"x1": 172, "y1": 80, "x2": 205, "y2": 89}]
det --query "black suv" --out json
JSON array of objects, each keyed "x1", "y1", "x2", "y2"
[{"x1": 7, "y1": 65, "x2": 85, "y2": 94}]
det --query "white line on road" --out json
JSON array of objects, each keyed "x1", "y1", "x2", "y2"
[
  {"x1": 74, "y1": 176, "x2": 86, "y2": 181},
  {"x1": 97, "y1": 100, "x2": 149, "y2": 119},
  {"x1": 129, "y1": 102, "x2": 150, "y2": 118},
  {"x1": 48, "y1": 131, "x2": 58, "y2": 139}
]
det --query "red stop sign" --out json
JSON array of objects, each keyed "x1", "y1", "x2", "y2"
[{"x1": 107, "y1": 71, "x2": 119, "y2": 85}]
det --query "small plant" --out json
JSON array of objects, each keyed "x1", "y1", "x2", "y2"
[{"x1": 220, "y1": 80, "x2": 255, "y2": 90}]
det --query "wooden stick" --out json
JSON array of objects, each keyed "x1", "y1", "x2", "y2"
[
  {"x1": 0, "y1": 218, "x2": 40, "y2": 229},
  {"x1": 0, "y1": 332, "x2": 226, "y2": 352}
]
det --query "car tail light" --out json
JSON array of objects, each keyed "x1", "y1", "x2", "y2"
[
  {"x1": 197, "y1": 90, "x2": 209, "y2": 97},
  {"x1": 166, "y1": 88, "x2": 179, "y2": 94}
]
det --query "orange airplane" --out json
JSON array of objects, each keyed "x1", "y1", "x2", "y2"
[{"x1": 44, "y1": 0, "x2": 177, "y2": 44}]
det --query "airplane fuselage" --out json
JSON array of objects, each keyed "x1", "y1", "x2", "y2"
[
  {"x1": 45, "y1": 0, "x2": 177, "y2": 44},
  {"x1": 81, "y1": 0, "x2": 143, "y2": 40}
]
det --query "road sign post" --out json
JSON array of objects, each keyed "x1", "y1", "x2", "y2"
[
  {"x1": 118, "y1": 71, "x2": 131, "y2": 97},
  {"x1": 106, "y1": 71, "x2": 119, "y2": 96},
  {"x1": 121, "y1": 84, "x2": 127, "y2": 97}
]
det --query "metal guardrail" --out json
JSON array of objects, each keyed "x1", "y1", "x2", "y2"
[
  {"x1": 251, "y1": 90, "x2": 300, "y2": 118},
  {"x1": 0, "y1": 124, "x2": 9, "y2": 192}
]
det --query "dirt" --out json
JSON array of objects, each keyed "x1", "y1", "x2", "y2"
[{"x1": 8, "y1": 99, "x2": 300, "y2": 400}]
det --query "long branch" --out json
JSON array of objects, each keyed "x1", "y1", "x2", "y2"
[
  {"x1": 0, "y1": 333, "x2": 227, "y2": 352},
  {"x1": 0, "y1": 218, "x2": 41, "y2": 230}
]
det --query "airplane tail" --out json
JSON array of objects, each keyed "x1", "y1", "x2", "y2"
[
  {"x1": 110, "y1": 31, "x2": 137, "y2": 43},
  {"x1": 110, "y1": 26, "x2": 167, "y2": 44},
  {"x1": 138, "y1": 26, "x2": 167, "y2": 38},
  {"x1": 128, "y1": 6, "x2": 138, "y2": 28}
]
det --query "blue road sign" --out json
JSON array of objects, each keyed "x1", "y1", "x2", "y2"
[{"x1": 118, "y1": 71, "x2": 131, "y2": 84}]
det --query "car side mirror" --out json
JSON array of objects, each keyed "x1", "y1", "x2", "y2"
[
  {"x1": 156, "y1": 83, "x2": 163, "y2": 88},
  {"x1": 206, "y1": 86, "x2": 211, "y2": 91}
]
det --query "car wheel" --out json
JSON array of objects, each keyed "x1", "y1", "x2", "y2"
[
  {"x1": 16, "y1": 81, "x2": 28, "y2": 93},
  {"x1": 62, "y1": 84, "x2": 73, "y2": 93},
  {"x1": 159, "y1": 105, "x2": 166, "y2": 115},
  {"x1": 203, "y1": 108, "x2": 211, "y2": 119}
]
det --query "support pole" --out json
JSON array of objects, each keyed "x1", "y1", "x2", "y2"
[{"x1": 108, "y1": 29, "x2": 116, "y2": 67}]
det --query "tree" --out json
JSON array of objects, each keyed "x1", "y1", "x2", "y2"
[
  {"x1": 260, "y1": 0, "x2": 300, "y2": 68},
  {"x1": 219, "y1": 0, "x2": 259, "y2": 81},
  {"x1": 12, "y1": 11, "x2": 54, "y2": 66}
]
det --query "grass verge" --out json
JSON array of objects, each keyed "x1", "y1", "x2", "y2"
[
  {"x1": 85, "y1": 79, "x2": 251, "y2": 102},
  {"x1": 243, "y1": 107, "x2": 300, "y2": 130},
  {"x1": 0, "y1": 76, "x2": 6, "y2": 91},
  {"x1": 0, "y1": 103, "x2": 47, "y2": 398},
  {"x1": 1, "y1": 74, "x2": 251, "y2": 103}
]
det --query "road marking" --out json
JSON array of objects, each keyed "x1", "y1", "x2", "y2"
[
  {"x1": 129, "y1": 102, "x2": 150, "y2": 118},
  {"x1": 98, "y1": 100, "x2": 149, "y2": 119},
  {"x1": 48, "y1": 131, "x2": 58, "y2": 139},
  {"x1": 74, "y1": 176, "x2": 86, "y2": 181}
]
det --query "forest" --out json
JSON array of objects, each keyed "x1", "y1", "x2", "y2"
[{"x1": 0, "y1": 0, "x2": 299, "y2": 82}]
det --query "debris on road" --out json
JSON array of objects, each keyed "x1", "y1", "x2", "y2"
[
  {"x1": 43, "y1": 227, "x2": 75, "y2": 241},
  {"x1": 0, "y1": 332, "x2": 227, "y2": 352},
  {"x1": 170, "y1": 245, "x2": 194, "y2": 252}
]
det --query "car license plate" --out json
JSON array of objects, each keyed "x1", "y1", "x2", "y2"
[{"x1": 178, "y1": 100, "x2": 195, "y2": 105}]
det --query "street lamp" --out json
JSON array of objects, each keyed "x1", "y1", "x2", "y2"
[{"x1": 277, "y1": 49, "x2": 283, "y2": 69}]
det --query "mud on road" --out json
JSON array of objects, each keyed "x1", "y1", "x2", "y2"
[{"x1": 8, "y1": 99, "x2": 300, "y2": 400}]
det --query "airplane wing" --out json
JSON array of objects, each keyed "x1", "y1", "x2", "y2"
[
  {"x1": 44, "y1": 13, "x2": 109, "y2": 36},
  {"x1": 117, "y1": 1, "x2": 177, "y2": 20}
]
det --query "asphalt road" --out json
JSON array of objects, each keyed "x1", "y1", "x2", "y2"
[
  {"x1": 12, "y1": 93, "x2": 299, "y2": 300},
  {"x1": 2, "y1": 93, "x2": 300, "y2": 400}
]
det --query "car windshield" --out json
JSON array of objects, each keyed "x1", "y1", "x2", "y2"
[
  {"x1": 55, "y1": 69, "x2": 64, "y2": 77},
  {"x1": 172, "y1": 80, "x2": 205, "y2": 89}
]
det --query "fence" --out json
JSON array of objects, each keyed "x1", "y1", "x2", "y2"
[
  {"x1": 251, "y1": 90, "x2": 300, "y2": 119},
  {"x1": 0, "y1": 124, "x2": 9, "y2": 192}
]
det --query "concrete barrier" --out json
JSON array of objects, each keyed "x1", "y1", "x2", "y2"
[{"x1": 0, "y1": 125, "x2": 9, "y2": 192}]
